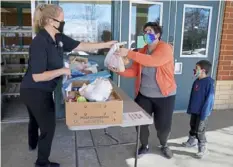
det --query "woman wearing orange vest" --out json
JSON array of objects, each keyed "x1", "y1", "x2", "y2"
[{"x1": 110, "y1": 22, "x2": 177, "y2": 159}]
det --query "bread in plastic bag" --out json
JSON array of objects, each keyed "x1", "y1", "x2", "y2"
[
  {"x1": 70, "y1": 62, "x2": 88, "y2": 71},
  {"x1": 70, "y1": 57, "x2": 98, "y2": 74},
  {"x1": 79, "y1": 78, "x2": 113, "y2": 102},
  {"x1": 104, "y1": 42, "x2": 127, "y2": 72}
]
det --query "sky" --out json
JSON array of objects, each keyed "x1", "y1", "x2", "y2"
[
  {"x1": 60, "y1": 2, "x2": 111, "y2": 37},
  {"x1": 59, "y1": 2, "x2": 161, "y2": 38}
]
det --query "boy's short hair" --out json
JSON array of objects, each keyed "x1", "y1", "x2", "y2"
[{"x1": 196, "y1": 60, "x2": 212, "y2": 74}]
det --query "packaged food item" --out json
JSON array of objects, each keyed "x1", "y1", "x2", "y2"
[
  {"x1": 69, "y1": 56, "x2": 98, "y2": 76},
  {"x1": 70, "y1": 62, "x2": 88, "y2": 71},
  {"x1": 104, "y1": 42, "x2": 127, "y2": 72},
  {"x1": 62, "y1": 70, "x2": 111, "y2": 94},
  {"x1": 76, "y1": 96, "x2": 87, "y2": 102},
  {"x1": 66, "y1": 91, "x2": 76, "y2": 102},
  {"x1": 79, "y1": 78, "x2": 112, "y2": 102},
  {"x1": 108, "y1": 94, "x2": 116, "y2": 101},
  {"x1": 84, "y1": 65, "x2": 98, "y2": 73},
  {"x1": 69, "y1": 56, "x2": 88, "y2": 64}
]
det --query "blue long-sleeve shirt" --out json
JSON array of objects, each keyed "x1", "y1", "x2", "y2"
[{"x1": 187, "y1": 77, "x2": 215, "y2": 120}]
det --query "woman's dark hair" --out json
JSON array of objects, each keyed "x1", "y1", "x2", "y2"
[
  {"x1": 101, "y1": 30, "x2": 111, "y2": 42},
  {"x1": 196, "y1": 60, "x2": 212, "y2": 74},
  {"x1": 143, "y1": 22, "x2": 162, "y2": 40}
]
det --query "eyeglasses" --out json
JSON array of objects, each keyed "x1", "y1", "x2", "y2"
[{"x1": 143, "y1": 30, "x2": 153, "y2": 34}]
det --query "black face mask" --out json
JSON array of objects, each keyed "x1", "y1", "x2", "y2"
[{"x1": 53, "y1": 18, "x2": 65, "y2": 33}]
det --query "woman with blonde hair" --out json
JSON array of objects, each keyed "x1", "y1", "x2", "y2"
[{"x1": 20, "y1": 4, "x2": 116, "y2": 167}]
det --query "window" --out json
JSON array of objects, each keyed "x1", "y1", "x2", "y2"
[
  {"x1": 59, "y1": 1, "x2": 112, "y2": 55},
  {"x1": 130, "y1": 1, "x2": 163, "y2": 49},
  {"x1": 22, "y1": 8, "x2": 32, "y2": 46},
  {"x1": 1, "y1": 7, "x2": 32, "y2": 47},
  {"x1": 1, "y1": 8, "x2": 18, "y2": 47},
  {"x1": 180, "y1": 5, "x2": 212, "y2": 57}
]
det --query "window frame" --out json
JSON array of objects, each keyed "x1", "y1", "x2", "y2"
[
  {"x1": 180, "y1": 4, "x2": 213, "y2": 58},
  {"x1": 128, "y1": 0, "x2": 163, "y2": 49}
]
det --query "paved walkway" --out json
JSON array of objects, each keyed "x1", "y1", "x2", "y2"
[{"x1": 1, "y1": 110, "x2": 233, "y2": 167}]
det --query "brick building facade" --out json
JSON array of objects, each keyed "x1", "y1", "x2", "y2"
[{"x1": 214, "y1": 1, "x2": 233, "y2": 110}]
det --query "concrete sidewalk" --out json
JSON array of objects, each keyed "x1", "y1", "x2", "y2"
[{"x1": 1, "y1": 110, "x2": 233, "y2": 167}]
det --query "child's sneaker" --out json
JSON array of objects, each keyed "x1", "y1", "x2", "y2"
[
  {"x1": 182, "y1": 136, "x2": 197, "y2": 147},
  {"x1": 196, "y1": 145, "x2": 207, "y2": 159}
]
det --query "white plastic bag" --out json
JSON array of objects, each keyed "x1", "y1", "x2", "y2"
[
  {"x1": 63, "y1": 62, "x2": 71, "y2": 87},
  {"x1": 62, "y1": 62, "x2": 72, "y2": 98},
  {"x1": 79, "y1": 78, "x2": 112, "y2": 102},
  {"x1": 104, "y1": 42, "x2": 127, "y2": 72},
  {"x1": 85, "y1": 64, "x2": 98, "y2": 73},
  {"x1": 70, "y1": 62, "x2": 88, "y2": 71},
  {"x1": 70, "y1": 62, "x2": 98, "y2": 74}
]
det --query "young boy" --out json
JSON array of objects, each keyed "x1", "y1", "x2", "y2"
[{"x1": 182, "y1": 60, "x2": 215, "y2": 159}]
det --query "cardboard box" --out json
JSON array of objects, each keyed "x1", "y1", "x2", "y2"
[{"x1": 65, "y1": 81, "x2": 123, "y2": 127}]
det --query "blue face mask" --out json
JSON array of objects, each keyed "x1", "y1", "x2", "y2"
[{"x1": 143, "y1": 33, "x2": 157, "y2": 45}]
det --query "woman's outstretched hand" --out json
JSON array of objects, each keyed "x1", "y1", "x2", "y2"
[{"x1": 104, "y1": 41, "x2": 118, "y2": 48}]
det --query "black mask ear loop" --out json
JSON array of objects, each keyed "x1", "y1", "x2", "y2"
[
  {"x1": 52, "y1": 18, "x2": 59, "y2": 31},
  {"x1": 52, "y1": 18, "x2": 65, "y2": 33},
  {"x1": 52, "y1": 18, "x2": 60, "y2": 23}
]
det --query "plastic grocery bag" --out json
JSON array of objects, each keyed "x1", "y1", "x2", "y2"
[
  {"x1": 62, "y1": 70, "x2": 111, "y2": 91},
  {"x1": 79, "y1": 78, "x2": 112, "y2": 102},
  {"x1": 69, "y1": 59, "x2": 98, "y2": 78},
  {"x1": 104, "y1": 42, "x2": 127, "y2": 72},
  {"x1": 70, "y1": 61, "x2": 88, "y2": 71},
  {"x1": 62, "y1": 62, "x2": 70, "y2": 85}
]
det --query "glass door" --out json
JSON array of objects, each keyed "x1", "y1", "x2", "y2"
[
  {"x1": 51, "y1": 0, "x2": 120, "y2": 118},
  {"x1": 129, "y1": 1, "x2": 164, "y2": 49},
  {"x1": 118, "y1": 0, "x2": 171, "y2": 99}
]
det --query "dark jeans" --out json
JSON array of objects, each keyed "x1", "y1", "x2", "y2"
[
  {"x1": 189, "y1": 114, "x2": 208, "y2": 145},
  {"x1": 20, "y1": 88, "x2": 56, "y2": 165},
  {"x1": 135, "y1": 93, "x2": 176, "y2": 147}
]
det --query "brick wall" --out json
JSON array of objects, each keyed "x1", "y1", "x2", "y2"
[
  {"x1": 217, "y1": 1, "x2": 233, "y2": 80},
  {"x1": 214, "y1": 1, "x2": 233, "y2": 110},
  {"x1": 214, "y1": 81, "x2": 233, "y2": 109}
]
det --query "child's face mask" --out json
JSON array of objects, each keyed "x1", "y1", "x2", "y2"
[
  {"x1": 193, "y1": 69, "x2": 200, "y2": 77},
  {"x1": 193, "y1": 66, "x2": 204, "y2": 77},
  {"x1": 143, "y1": 33, "x2": 157, "y2": 45}
]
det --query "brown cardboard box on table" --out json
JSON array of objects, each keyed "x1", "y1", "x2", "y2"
[{"x1": 65, "y1": 80, "x2": 123, "y2": 127}]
